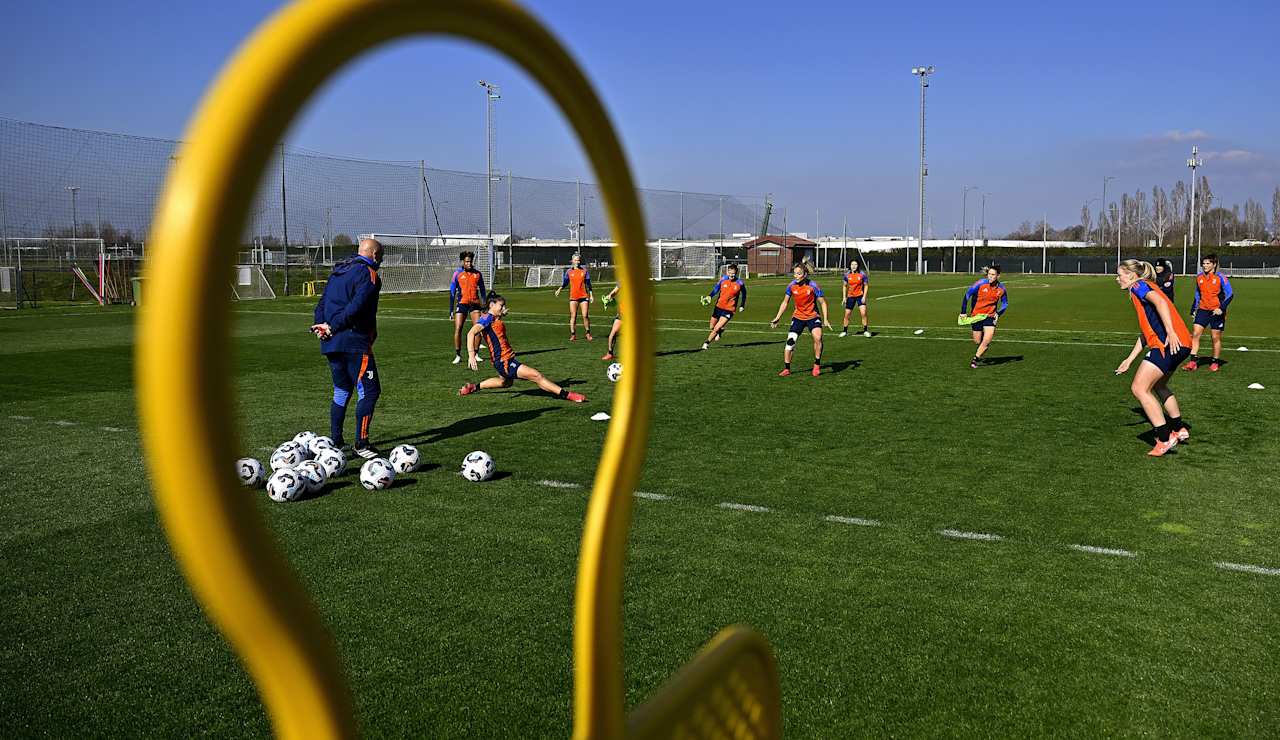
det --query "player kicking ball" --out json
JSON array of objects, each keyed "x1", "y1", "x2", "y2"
[
  {"x1": 701, "y1": 263, "x2": 746, "y2": 349},
  {"x1": 459, "y1": 293, "x2": 587, "y2": 403},
  {"x1": 601, "y1": 285, "x2": 622, "y2": 361},
  {"x1": 769, "y1": 263, "x2": 831, "y2": 376},
  {"x1": 1113, "y1": 259, "x2": 1192, "y2": 457},
  {"x1": 839, "y1": 259, "x2": 871, "y2": 337},
  {"x1": 959, "y1": 265, "x2": 1009, "y2": 368}
]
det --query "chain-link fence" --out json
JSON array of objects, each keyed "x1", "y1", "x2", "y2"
[{"x1": 1, "y1": 117, "x2": 768, "y2": 287}]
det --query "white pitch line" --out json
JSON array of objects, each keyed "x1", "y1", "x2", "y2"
[
  {"x1": 51, "y1": 420, "x2": 78, "y2": 427},
  {"x1": 236, "y1": 309, "x2": 1280, "y2": 353},
  {"x1": 634, "y1": 491, "x2": 671, "y2": 501},
  {"x1": 939, "y1": 528, "x2": 1003, "y2": 542},
  {"x1": 718, "y1": 502, "x2": 771, "y2": 513},
  {"x1": 100, "y1": 426, "x2": 127, "y2": 433},
  {"x1": 1214, "y1": 561, "x2": 1280, "y2": 577},
  {"x1": 824, "y1": 515, "x2": 881, "y2": 527},
  {"x1": 9, "y1": 415, "x2": 35, "y2": 421},
  {"x1": 1069, "y1": 544, "x2": 1136, "y2": 558},
  {"x1": 537, "y1": 479, "x2": 582, "y2": 489}
]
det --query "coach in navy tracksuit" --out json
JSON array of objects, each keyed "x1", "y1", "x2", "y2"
[
  {"x1": 311, "y1": 237, "x2": 384, "y2": 458},
  {"x1": 1154, "y1": 258, "x2": 1176, "y2": 301}
]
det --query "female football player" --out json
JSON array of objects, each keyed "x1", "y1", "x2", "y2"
[
  {"x1": 701, "y1": 264, "x2": 746, "y2": 350},
  {"x1": 1114, "y1": 259, "x2": 1192, "y2": 457},
  {"x1": 449, "y1": 251, "x2": 487, "y2": 364},
  {"x1": 601, "y1": 284, "x2": 622, "y2": 361},
  {"x1": 959, "y1": 265, "x2": 1009, "y2": 368},
  {"x1": 1154, "y1": 257, "x2": 1176, "y2": 301},
  {"x1": 840, "y1": 259, "x2": 870, "y2": 337},
  {"x1": 769, "y1": 263, "x2": 831, "y2": 376},
  {"x1": 554, "y1": 252, "x2": 593, "y2": 341},
  {"x1": 460, "y1": 293, "x2": 587, "y2": 402},
  {"x1": 1185, "y1": 254, "x2": 1234, "y2": 372}
]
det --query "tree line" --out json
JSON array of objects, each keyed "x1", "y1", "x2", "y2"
[{"x1": 1007, "y1": 182, "x2": 1280, "y2": 247}]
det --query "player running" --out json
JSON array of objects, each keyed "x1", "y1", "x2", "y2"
[
  {"x1": 1185, "y1": 254, "x2": 1234, "y2": 372},
  {"x1": 1154, "y1": 257, "x2": 1176, "y2": 301},
  {"x1": 449, "y1": 251, "x2": 487, "y2": 365},
  {"x1": 554, "y1": 253, "x2": 594, "y2": 341},
  {"x1": 459, "y1": 293, "x2": 587, "y2": 403},
  {"x1": 1113, "y1": 259, "x2": 1192, "y2": 457},
  {"x1": 959, "y1": 265, "x2": 1009, "y2": 369},
  {"x1": 839, "y1": 259, "x2": 870, "y2": 337},
  {"x1": 310, "y1": 237, "x2": 385, "y2": 459},
  {"x1": 601, "y1": 285, "x2": 622, "y2": 361},
  {"x1": 701, "y1": 264, "x2": 747, "y2": 350},
  {"x1": 769, "y1": 263, "x2": 831, "y2": 376}
]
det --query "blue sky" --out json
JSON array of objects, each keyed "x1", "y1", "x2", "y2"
[{"x1": 2, "y1": 0, "x2": 1276, "y2": 236}]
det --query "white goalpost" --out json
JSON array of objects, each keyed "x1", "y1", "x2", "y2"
[
  {"x1": 650, "y1": 242, "x2": 717, "y2": 281},
  {"x1": 231, "y1": 265, "x2": 276, "y2": 300},
  {"x1": 525, "y1": 265, "x2": 563, "y2": 288},
  {"x1": 364, "y1": 234, "x2": 493, "y2": 294}
]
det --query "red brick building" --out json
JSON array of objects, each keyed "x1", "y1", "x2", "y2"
[{"x1": 741, "y1": 235, "x2": 818, "y2": 276}]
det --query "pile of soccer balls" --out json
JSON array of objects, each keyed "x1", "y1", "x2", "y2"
[
  {"x1": 235, "y1": 431, "x2": 422, "y2": 502},
  {"x1": 236, "y1": 432, "x2": 496, "y2": 502}
]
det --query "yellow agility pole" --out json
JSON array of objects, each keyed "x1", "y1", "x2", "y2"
[{"x1": 139, "y1": 0, "x2": 653, "y2": 737}]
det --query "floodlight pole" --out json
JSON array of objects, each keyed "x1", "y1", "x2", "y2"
[
  {"x1": 507, "y1": 170, "x2": 514, "y2": 287},
  {"x1": 1187, "y1": 146, "x2": 1201, "y2": 266},
  {"x1": 280, "y1": 144, "x2": 289, "y2": 296},
  {"x1": 961, "y1": 185, "x2": 976, "y2": 273},
  {"x1": 66, "y1": 186, "x2": 80, "y2": 243},
  {"x1": 911, "y1": 65, "x2": 934, "y2": 275},
  {"x1": 479, "y1": 80, "x2": 501, "y2": 278}
]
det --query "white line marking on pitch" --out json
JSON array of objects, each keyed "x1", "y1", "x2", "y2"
[
  {"x1": 939, "y1": 529, "x2": 1003, "y2": 541},
  {"x1": 1215, "y1": 561, "x2": 1280, "y2": 577},
  {"x1": 825, "y1": 515, "x2": 881, "y2": 527},
  {"x1": 634, "y1": 491, "x2": 671, "y2": 501},
  {"x1": 537, "y1": 479, "x2": 582, "y2": 489},
  {"x1": 1069, "y1": 544, "x2": 1136, "y2": 558},
  {"x1": 235, "y1": 309, "x2": 1280, "y2": 352},
  {"x1": 719, "y1": 502, "x2": 771, "y2": 513},
  {"x1": 99, "y1": 426, "x2": 127, "y2": 433},
  {"x1": 51, "y1": 420, "x2": 78, "y2": 427},
  {"x1": 9, "y1": 415, "x2": 35, "y2": 421}
]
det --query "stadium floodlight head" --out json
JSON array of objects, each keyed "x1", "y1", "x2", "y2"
[{"x1": 478, "y1": 79, "x2": 501, "y2": 99}]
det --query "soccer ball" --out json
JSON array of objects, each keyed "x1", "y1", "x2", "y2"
[
  {"x1": 462, "y1": 451, "x2": 495, "y2": 482},
  {"x1": 308, "y1": 435, "x2": 336, "y2": 457},
  {"x1": 360, "y1": 458, "x2": 396, "y2": 491},
  {"x1": 295, "y1": 460, "x2": 328, "y2": 495},
  {"x1": 315, "y1": 447, "x2": 347, "y2": 478},
  {"x1": 236, "y1": 457, "x2": 266, "y2": 487},
  {"x1": 266, "y1": 468, "x2": 305, "y2": 502},
  {"x1": 293, "y1": 431, "x2": 317, "y2": 451},
  {"x1": 700, "y1": 295, "x2": 712, "y2": 306},
  {"x1": 389, "y1": 444, "x2": 421, "y2": 474},
  {"x1": 606, "y1": 363, "x2": 623, "y2": 382},
  {"x1": 270, "y1": 443, "x2": 305, "y2": 471}
]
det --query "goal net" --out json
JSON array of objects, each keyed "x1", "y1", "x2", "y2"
[
  {"x1": 651, "y1": 244, "x2": 716, "y2": 281},
  {"x1": 525, "y1": 265, "x2": 564, "y2": 288},
  {"x1": 365, "y1": 234, "x2": 492, "y2": 294},
  {"x1": 713, "y1": 256, "x2": 749, "y2": 280},
  {"x1": 230, "y1": 265, "x2": 276, "y2": 300},
  {"x1": 1225, "y1": 267, "x2": 1280, "y2": 278}
]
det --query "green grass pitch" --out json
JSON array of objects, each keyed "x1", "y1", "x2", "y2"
[{"x1": 2, "y1": 272, "x2": 1279, "y2": 736}]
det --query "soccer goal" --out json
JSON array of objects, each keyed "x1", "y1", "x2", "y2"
[
  {"x1": 712, "y1": 256, "x2": 749, "y2": 280},
  {"x1": 650, "y1": 243, "x2": 717, "y2": 281},
  {"x1": 1225, "y1": 266, "x2": 1280, "y2": 278},
  {"x1": 525, "y1": 265, "x2": 564, "y2": 288},
  {"x1": 364, "y1": 234, "x2": 493, "y2": 294},
  {"x1": 230, "y1": 265, "x2": 276, "y2": 300}
]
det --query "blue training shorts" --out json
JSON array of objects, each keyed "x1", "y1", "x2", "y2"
[
  {"x1": 1193, "y1": 309, "x2": 1226, "y2": 331},
  {"x1": 789, "y1": 317, "x2": 822, "y2": 334},
  {"x1": 1144, "y1": 346, "x2": 1190, "y2": 374},
  {"x1": 712, "y1": 307, "x2": 735, "y2": 321},
  {"x1": 493, "y1": 356, "x2": 523, "y2": 380},
  {"x1": 844, "y1": 296, "x2": 865, "y2": 309},
  {"x1": 969, "y1": 316, "x2": 997, "y2": 332}
]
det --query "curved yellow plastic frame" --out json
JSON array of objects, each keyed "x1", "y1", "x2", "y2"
[{"x1": 139, "y1": 0, "x2": 653, "y2": 737}]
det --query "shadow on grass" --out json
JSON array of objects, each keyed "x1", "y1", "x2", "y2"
[
  {"x1": 656, "y1": 347, "x2": 704, "y2": 357},
  {"x1": 375, "y1": 409, "x2": 560, "y2": 447},
  {"x1": 723, "y1": 340, "x2": 776, "y2": 349},
  {"x1": 517, "y1": 347, "x2": 566, "y2": 358},
  {"x1": 981, "y1": 355, "x2": 1024, "y2": 366},
  {"x1": 826, "y1": 359, "x2": 862, "y2": 374}
]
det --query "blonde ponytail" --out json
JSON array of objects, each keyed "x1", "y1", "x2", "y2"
[{"x1": 1120, "y1": 259, "x2": 1156, "y2": 282}]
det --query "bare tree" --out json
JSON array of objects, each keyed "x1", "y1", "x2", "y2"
[
  {"x1": 1134, "y1": 190, "x2": 1147, "y2": 247},
  {"x1": 1198, "y1": 175, "x2": 1213, "y2": 246},
  {"x1": 1171, "y1": 181, "x2": 1188, "y2": 244},
  {"x1": 1147, "y1": 186, "x2": 1170, "y2": 248},
  {"x1": 1080, "y1": 202, "x2": 1092, "y2": 245},
  {"x1": 1272, "y1": 186, "x2": 1280, "y2": 239}
]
